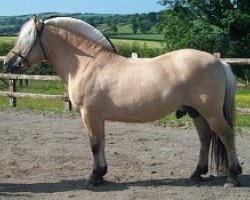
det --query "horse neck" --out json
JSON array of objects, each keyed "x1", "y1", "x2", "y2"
[{"x1": 42, "y1": 25, "x2": 117, "y2": 84}]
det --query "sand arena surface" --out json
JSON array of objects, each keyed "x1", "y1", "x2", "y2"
[{"x1": 0, "y1": 108, "x2": 249, "y2": 199}]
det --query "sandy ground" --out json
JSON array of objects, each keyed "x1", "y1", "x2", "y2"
[{"x1": 0, "y1": 108, "x2": 249, "y2": 200}]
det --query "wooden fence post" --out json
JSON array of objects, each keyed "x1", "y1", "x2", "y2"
[
  {"x1": 213, "y1": 52, "x2": 221, "y2": 58},
  {"x1": 64, "y1": 91, "x2": 72, "y2": 111},
  {"x1": 132, "y1": 52, "x2": 138, "y2": 58},
  {"x1": 9, "y1": 79, "x2": 16, "y2": 107},
  {"x1": 25, "y1": 80, "x2": 29, "y2": 87}
]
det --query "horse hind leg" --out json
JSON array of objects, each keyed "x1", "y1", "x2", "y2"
[
  {"x1": 190, "y1": 115, "x2": 213, "y2": 182},
  {"x1": 81, "y1": 111, "x2": 107, "y2": 187},
  {"x1": 204, "y1": 112, "x2": 242, "y2": 187}
]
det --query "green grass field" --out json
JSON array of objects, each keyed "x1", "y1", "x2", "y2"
[
  {"x1": 110, "y1": 33, "x2": 165, "y2": 41},
  {"x1": 0, "y1": 80, "x2": 65, "y2": 112},
  {"x1": 111, "y1": 39, "x2": 164, "y2": 48},
  {"x1": 98, "y1": 23, "x2": 160, "y2": 35},
  {"x1": 0, "y1": 33, "x2": 165, "y2": 50},
  {"x1": 0, "y1": 36, "x2": 16, "y2": 43},
  {"x1": 236, "y1": 89, "x2": 250, "y2": 108}
]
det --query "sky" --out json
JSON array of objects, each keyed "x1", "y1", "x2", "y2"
[{"x1": 0, "y1": 0, "x2": 163, "y2": 16}]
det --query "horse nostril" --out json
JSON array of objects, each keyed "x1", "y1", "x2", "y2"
[
  {"x1": 3, "y1": 61, "x2": 10, "y2": 71},
  {"x1": 3, "y1": 61, "x2": 8, "y2": 69}
]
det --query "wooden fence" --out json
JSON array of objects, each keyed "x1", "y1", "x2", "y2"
[
  {"x1": 213, "y1": 53, "x2": 250, "y2": 65},
  {"x1": 0, "y1": 72, "x2": 72, "y2": 111},
  {"x1": 0, "y1": 54, "x2": 250, "y2": 114}
]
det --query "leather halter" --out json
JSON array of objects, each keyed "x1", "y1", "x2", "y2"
[{"x1": 12, "y1": 22, "x2": 47, "y2": 68}]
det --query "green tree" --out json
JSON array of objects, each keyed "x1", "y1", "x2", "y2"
[
  {"x1": 86, "y1": 17, "x2": 96, "y2": 27},
  {"x1": 158, "y1": 0, "x2": 250, "y2": 56},
  {"x1": 138, "y1": 19, "x2": 151, "y2": 33},
  {"x1": 131, "y1": 18, "x2": 139, "y2": 34},
  {"x1": 111, "y1": 24, "x2": 118, "y2": 33},
  {"x1": 147, "y1": 12, "x2": 157, "y2": 23},
  {"x1": 158, "y1": 0, "x2": 250, "y2": 79}
]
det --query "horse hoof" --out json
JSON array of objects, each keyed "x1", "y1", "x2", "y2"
[
  {"x1": 84, "y1": 176, "x2": 104, "y2": 187},
  {"x1": 189, "y1": 175, "x2": 203, "y2": 183},
  {"x1": 224, "y1": 178, "x2": 239, "y2": 188},
  {"x1": 224, "y1": 182, "x2": 238, "y2": 188}
]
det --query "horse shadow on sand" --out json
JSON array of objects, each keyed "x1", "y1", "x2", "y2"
[{"x1": 0, "y1": 175, "x2": 250, "y2": 196}]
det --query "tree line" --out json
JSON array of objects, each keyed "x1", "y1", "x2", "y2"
[{"x1": 0, "y1": 12, "x2": 164, "y2": 35}]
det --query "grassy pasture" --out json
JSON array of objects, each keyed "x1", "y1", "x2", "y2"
[
  {"x1": 0, "y1": 35, "x2": 164, "y2": 49},
  {"x1": 0, "y1": 80, "x2": 65, "y2": 112},
  {"x1": 236, "y1": 89, "x2": 250, "y2": 108},
  {"x1": 110, "y1": 33, "x2": 165, "y2": 41},
  {"x1": 111, "y1": 39, "x2": 164, "y2": 49},
  {"x1": 0, "y1": 36, "x2": 16, "y2": 43},
  {"x1": 98, "y1": 23, "x2": 160, "y2": 35}
]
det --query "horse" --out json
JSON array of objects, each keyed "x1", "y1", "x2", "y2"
[{"x1": 4, "y1": 16, "x2": 242, "y2": 187}]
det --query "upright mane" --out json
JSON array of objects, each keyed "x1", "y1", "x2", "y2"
[{"x1": 44, "y1": 16, "x2": 116, "y2": 52}]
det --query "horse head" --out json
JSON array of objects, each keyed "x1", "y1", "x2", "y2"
[{"x1": 4, "y1": 16, "x2": 46, "y2": 73}]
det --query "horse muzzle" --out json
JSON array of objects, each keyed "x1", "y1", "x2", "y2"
[{"x1": 3, "y1": 58, "x2": 23, "y2": 74}]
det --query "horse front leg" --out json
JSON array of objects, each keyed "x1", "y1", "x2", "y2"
[{"x1": 81, "y1": 111, "x2": 107, "y2": 187}]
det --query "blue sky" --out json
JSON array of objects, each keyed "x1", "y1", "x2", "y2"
[{"x1": 0, "y1": 0, "x2": 163, "y2": 16}]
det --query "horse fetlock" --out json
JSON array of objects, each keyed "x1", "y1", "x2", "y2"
[
  {"x1": 84, "y1": 175, "x2": 104, "y2": 187},
  {"x1": 199, "y1": 166, "x2": 208, "y2": 175},
  {"x1": 84, "y1": 166, "x2": 107, "y2": 187},
  {"x1": 189, "y1": 174, "x2": 203, "y2": 183},
  {"x1": 192, "y1": 165, "x2": 208, "y2": 176},
  {"x1": 190, "y1": 165, "x2": 208, "y2": 183},
  {"x1": 229, "y1": 164, "x2": 242, "y2": 176},
  {"x1": 92, "y1": 165, "x2": 108, "y2": 177}
]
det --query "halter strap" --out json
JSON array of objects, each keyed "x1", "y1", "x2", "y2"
[{"x1": 37, "y1": 22, "x2": 47, "y2": 59}]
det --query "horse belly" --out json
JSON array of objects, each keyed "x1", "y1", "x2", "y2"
[
  {"x1": 98, "y1": 61, "x2": 184, "y2": 122},
  {"x1": 103, "y1": 91, "x2": 181, "y2": 123}
]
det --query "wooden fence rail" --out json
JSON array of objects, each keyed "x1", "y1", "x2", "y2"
[
  {"x1": 0, "y1": 73, "x2": 61, "y2": 81},
  {"x1": 0, "y1": 73, "x2": 72, "y2": 111},
  {"x1": 0, "y1": 54, "x2": 249, "y2": 114}
]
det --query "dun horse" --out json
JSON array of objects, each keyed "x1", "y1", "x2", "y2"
[{"x1": 4, "y1": 16, "x2": 242, "y2": 187}]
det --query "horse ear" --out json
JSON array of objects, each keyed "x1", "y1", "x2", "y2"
[{"x1": 33, "y1": 15, "x2": 42, "y2": 29}]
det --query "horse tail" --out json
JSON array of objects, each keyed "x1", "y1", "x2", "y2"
[{"x1": 211, "y1": 61, "x2": 236, "y2": 174}]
